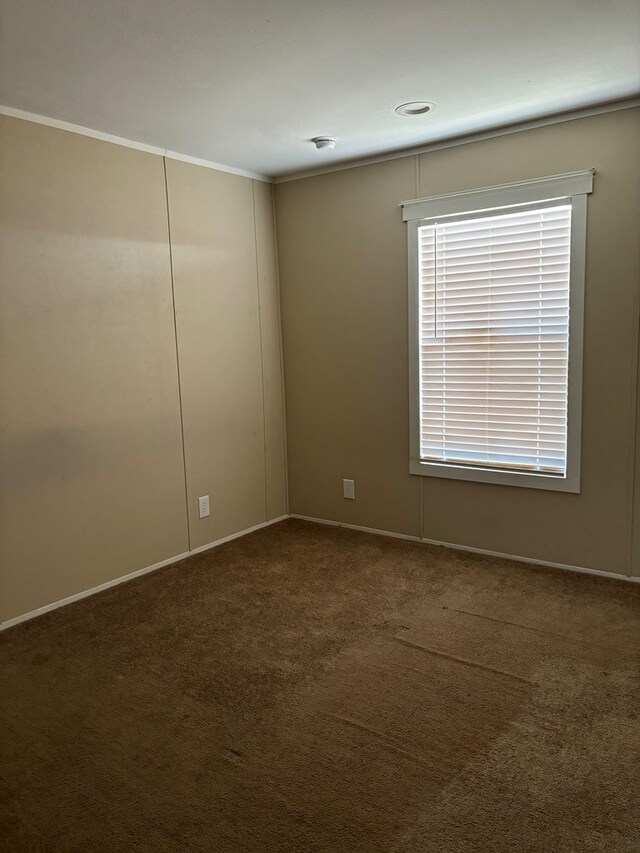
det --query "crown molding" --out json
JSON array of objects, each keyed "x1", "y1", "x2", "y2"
[
  {"x1": 2, "y1": 96, "x2": 638, "y2": 187},
  {"x1": 274, "y1": 97, "x2": 640, "y2": 184},
  {"x1": 0, "y1": 104, "x2": 272, "y2": 182}
]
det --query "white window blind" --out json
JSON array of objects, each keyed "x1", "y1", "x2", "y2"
[{"x1": 418, "y1": 201, "x2": 572, "y2": 476}]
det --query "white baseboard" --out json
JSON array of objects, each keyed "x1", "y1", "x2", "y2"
[
  {"x1": 0, "y1": 515, "x2": 288, "y2": 631},
  {"x1": 188, "y1": 515, "x2": 288, "y2": 555},
  {"x1": 289, "y1": 513, "x2": 640, "y2": 584},
  {"x1": 419, "y1": 535, "x2": 639, "y2": 583},
  {"x1": 4, "y1": 510, "x2": 637, "y2": 630},
  {"x1": 290, "y1": 514, "x2": 422, "y2": 542}
]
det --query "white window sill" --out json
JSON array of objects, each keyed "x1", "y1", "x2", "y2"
[{"x1": 410, "y1": 459, "x2": 580, "y2": 493}]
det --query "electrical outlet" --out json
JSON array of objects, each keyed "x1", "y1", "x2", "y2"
[
  {"x1": 342, "y1": 478, "x2": 355, "y2": 500},
  {"x1": 198, "y1": 495, "x2": 210, "y2": 518}
]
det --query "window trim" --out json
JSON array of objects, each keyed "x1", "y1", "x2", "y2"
[{"x1": 404, "y1": 170, "x2": 593, "y2": 493}]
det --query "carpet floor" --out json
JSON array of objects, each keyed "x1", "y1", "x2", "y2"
[{"x1": 1, "y1": 518, "x2": 640, "y2": 852}]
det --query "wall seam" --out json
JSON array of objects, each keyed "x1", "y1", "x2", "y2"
[
  {"x1": 626, "y1": 232, "x2": 640, "y2": 576},
  {"x1": 414, "y1": 153, "x2": 425, "y2": 541},
  {"x1": 271, "y1": 183, "x2": 291, "y2": 514},
  {"x1": 162, "y1": 157, "x2": 192, "y2": 551},
  {"x1": 251, "y1": 180, "x2": 269, "y2": 522}
]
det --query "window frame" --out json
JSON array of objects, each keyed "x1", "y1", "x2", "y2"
[{"x1": 404, "y1": 170, "x2": 594, "y2": 493}]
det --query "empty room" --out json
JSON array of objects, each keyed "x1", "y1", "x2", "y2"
[{"x1": 1, "y1": 1, "x2": 640, "y2": 850}]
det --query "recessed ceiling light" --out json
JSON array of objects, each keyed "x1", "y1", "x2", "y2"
[
  {"x1": 395, "y1": 101, "x2": 436, "y2": 116},
  {"x1": 312, "y1": 136, "x2": 337, "y2": 150}
]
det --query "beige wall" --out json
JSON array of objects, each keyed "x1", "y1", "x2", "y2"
[
  {"x1": 166, "y1": 161, "x2": 266, "y2": 548},
  {"x1": 253, "y1": 180, "x2": 288, "y2": 521},
  {"x1": 634, "y1": 331, "x2": 640, "y2": 579},
  {"x1": 276, "y1": 157, "x2": 422, "y2": 536},
  {"x1": 276, "y1": 107, "x2": 640, "y2": 576},
  {"x1": 166, "y1": 165, "x2": 287, "y2": 548},
  {"x1": 1, "y1": 115, "x2": 286, "y2": 623},
  {"x1": 2, "y1": 105, "x2": 638, "y2": 625}
]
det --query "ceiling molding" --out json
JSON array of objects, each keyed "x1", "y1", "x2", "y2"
[
  {"x1": 0, "y1": 104, "x2": 273, "y2": 183},
  {"x1": 2, "y1": 97, "x2": 638, "y2": 186},
  {"x1": 163, "y1": 149, "x2": 271, "y2": 182},
  {"x1": 274, "y1": 97, "x2": 640, "y2": 184}
]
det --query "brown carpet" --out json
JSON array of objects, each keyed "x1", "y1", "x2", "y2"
[{"x1": 1, "y1": 519, "x2": 640, "y2": 852}]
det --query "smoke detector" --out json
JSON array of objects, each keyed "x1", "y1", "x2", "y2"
[
  {"x1": 312, "y1": 136, "x2": 337, "y2": 150},
  {"x1": 395, "y1": 101, "x2": 436, "y2": 116}
]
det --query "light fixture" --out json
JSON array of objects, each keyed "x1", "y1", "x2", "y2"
[
  {"x1": 395, "y1": 101, "x2": 436, "y2": 116},
  {"x1": 312, "y1": 136, "x2": 337, "y2": 150}
]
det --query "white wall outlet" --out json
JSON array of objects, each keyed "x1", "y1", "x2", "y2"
[
  {"x1": 198, "y1": 495, "x2": 210, "y2": 518},
  {"x1": 342, "y1": 478, "x2": 355, "y2": 500}
]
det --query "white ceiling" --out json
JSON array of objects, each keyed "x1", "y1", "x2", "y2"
[{"x1": 1, "y1": 0, "x2": 639, "y2": 178}]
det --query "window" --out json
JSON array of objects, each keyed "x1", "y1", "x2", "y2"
[{"x1": 403, "y1": 170, "x2": 593, "y2": 492}]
